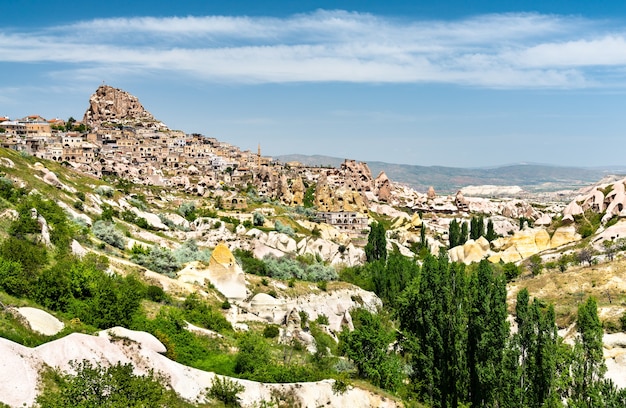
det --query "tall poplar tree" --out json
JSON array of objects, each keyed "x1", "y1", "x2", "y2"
[
  {"x1": 449, "y1": 219, "x2": 460, "y2": 248},
  {"x1": 571, "y1": 297, "x2": 606, "y2": 406},
  {"x1": 365, "y1": 222, "x2": 387, "y2": 263},
  {"x1": 467, "y1": 260, "x2": 509, "y2": 407}
]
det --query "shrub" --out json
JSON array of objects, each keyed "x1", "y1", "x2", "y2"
[
  {"x1": 94, "y1": 185, "x2": 114, "y2": 198},
  {"x1": 253, "y1": 212, "x2": 265, "y2": 226},
  {"x1": 36, "y1": 360, "x2": 186, "y2": 407},
  {"x1": 306, "y1": 263, "x2": 338, "y2": 281},
  {"x1": 0, "y1": 257, "x2": 30, "y2": 297},
  {"x1": 75, "y1": 191, "x2": 85, "y2": 201},
  {"x1": 173, "y1": 239, "x2": 212, "y2": 265},
  {"x1": 72, "y1": 200, "x2": 84, "y2": 211},
  {"x1": 208, "y1": 376, "x2": 245, "y2": 407},
  {"x1": 146, "y1": 285, "x2": 167, "y2": 303},
  {"x1": 92, "y1": 220, "x2": 127, "y2": 249},
  {"x1": 502, "y1": 262, "x2": 521, "y2": 282},
  {"x1": 178, "y1": 202, "x2": 197, "y2": 221},
  {"x1": 132, "y1": 245, "x2": 180, "y2": 277},
  {"x1": 263, "y1": 324, "x2": 280, "y2": 339},
  {"x1": 274, "y1": 220, "x2": 295, "y2": 237},
  {"x1": 316, "y1": 314, "x2": 329, "y2": 325}
]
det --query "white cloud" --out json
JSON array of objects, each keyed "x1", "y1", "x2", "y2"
[{"x1": 2, "y1": 11, "x2": 626, "y2": 88}]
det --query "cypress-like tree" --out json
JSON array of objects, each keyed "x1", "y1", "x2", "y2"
[
  {"x1": 460, "y1": 222, "x2": 469, "y2": 245},
  {"x1": 467, "y1": 260, "x2": 509, "y2": 407},
  {"x1": 485, "y1": 219, "x2": 498, "y2": 242},
  {"x1": 510, "y1": 288, "x2": 558, "y2": 407},
  {"x1": 571, "y1": 297, "x2": 606, "y2": 406},
  {"x1": 365, "y1": 222, "x2": 387, "y2": 263},
  {"x1": 470, "y1": 216, "x2": 485, "y2": 240},
  {"x1": 449, "y1": 219, "x2": 460, "y2": 249}
]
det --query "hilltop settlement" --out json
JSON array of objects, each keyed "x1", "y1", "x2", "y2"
[{"x1": 1, "y1": 86, "x2": 626, "y2": 407}]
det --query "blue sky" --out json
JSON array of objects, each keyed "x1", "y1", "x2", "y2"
[{"x1": 2, "y1": 1, "x2": 626, "y2": 167}]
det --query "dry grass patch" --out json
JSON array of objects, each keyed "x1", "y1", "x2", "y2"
[{"x1": 508, "y1": 258, "x2": 626, "y2": 327}]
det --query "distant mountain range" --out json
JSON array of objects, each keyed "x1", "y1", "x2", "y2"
[{"x1": 276, "y1": 154, "x2": 625, "y2": 193}]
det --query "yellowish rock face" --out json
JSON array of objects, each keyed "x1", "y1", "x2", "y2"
[{"x1": 210, "y1": 243, "x2": 237, "y2": 266}]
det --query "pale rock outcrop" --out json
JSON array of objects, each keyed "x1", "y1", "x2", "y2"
[
  {"x1": 496, "y1": 227, "x2": 551, "y2": 263},
  {"x1": 604, "y1": 332, "x2": 626, "y2": 389},
  {"x1": 427, "y1": 186, "x2": 436, "y2": 200},
  {"x1": 564, "y1": 178, "x2": 626, "y2": 224},
  {"x1": 177, "y1": 244, "x2": 247, "y2": 301},
  {"x1": 374, "y1": 171, "x2": 391, "y2": 202},
  {"x1": 0, "y1": 208, "x2": 19, "y2": 221},
  {"x1": 290, "y1": 176, "x2": 305, "y2": 206},
  {"x1": 276, "y1": 174, "x2": 293, "y2": 205},
  {"x1": 56, "y1": 199, "x2": 92, "y2": 226},
  {"x1": 15, "y1": 307, "x2": 64, "y2": 336},
  {"x1": 448, "y1": 237, "x2": 491, "y2": 264},
  {"x1": 534, "y1": 213, "x2": 552, "y2": 226},
  {"x1": 31, "y1": 208, "x2": 52, "y2": 247},
  {"x1": 0, "y1": 326, "x2": 402, "y2": 407},
  {"x1": 0, "y1": 157, "x2": 14, "y2": 168},
  {"x1": 549, "y1": 225, "x2": 580, "y2": 248},
  {"x1": 71, "y1": 239, "x2": 88, "y2": 257},
  {"x1": 162, "y1": 213, "x2": 190, "y2": 230},
  {"x1": 240, "y1": 288, "x2": 381, "y2": 335}
]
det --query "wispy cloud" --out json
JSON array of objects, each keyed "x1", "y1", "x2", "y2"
[{"x1": 2, "y1": 10, "x2": 625, "y2": 88}]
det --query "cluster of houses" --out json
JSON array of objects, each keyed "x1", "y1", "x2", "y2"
[
  {"x1": 0, "y1": 115, "x2": 373, "y2": 238},
  {"x1": 0, "y1": 115, "x2": 273, "y2": 182}
]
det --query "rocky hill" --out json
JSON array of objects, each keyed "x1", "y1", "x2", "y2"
[{"x1": 83, "y1": 85, "x2": 168, "y2": 130}]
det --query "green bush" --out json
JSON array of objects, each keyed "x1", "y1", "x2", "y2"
[
  {"x1": 316, "y1": 314, "x2": 329, "y2": 325},
  {"x1": 36, "y1": 360, "x2": 190, "y2": 407},
  {"x1": 208, "y1": 376, "x2": 245, "y2": 407},
  {"x1": 178, "y1": 202, "x2": 197, "y2": 221},
  {"x1": 274, "y1": 220, "x2": 295, "y2": 237},
  {"x1": 263, "y1": 324, "x2": 280, "y2": 339},
  {"x1": 253, "y1": 212, "x2": 265, "y2": 226},
  {"x1": 173, "y1": 239, "x2": 212, "y2": 265},
  {"x1": 94, "y1": 185, "x2": 114, "y2": 198},
  {"x1": 92, "y1": 220, "x2": 127, "y2": 249},
  {"x1": 132, "y1": 245, "x2": 180, "y2": 277},
  {"x1": 146, "y1": 285, "x2": 167, "y2": 303},
  {"x1": 182, "y1": 293, "x2": 232, "y2": 332},
  {"x1": 0, "y1": 256, "x2": 30, "y2": 297}
]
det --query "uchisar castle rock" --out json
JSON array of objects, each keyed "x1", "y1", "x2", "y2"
[{"x1": 1, "y1": 85, "x2": 626, "y2": 407}]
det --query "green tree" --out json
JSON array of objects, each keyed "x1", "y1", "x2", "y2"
[
  {"x1": 234, "y1": 332, "x2": 272, "y2": 378},
  {"x1": 449, "y1": 219, "x2": 461, "y2": 249},
  {"x1": 528, "y1": 254, "x2": 543, "y2": 276},
  {"x1": 470, "y1": 216, "x2": 485, "y2": 241},
  {"x1": 365, "y1": 222, "x2": 387, "y2": 263},
  {"x1": 460, "y1": 221, "x2": 469, "y2": 245},
  {"x1": 485, "y1": 219, "x2": 498, "y2": 242},
  {"x1": 397, "y1": 250, "x2": 469, "y2": 407},
  {"x1": 339, "y1": 308, "x2": 403, "y2": 391},
  {"x1": 509, "y1": 288, "x2": 559, "y2": 407},
  {"x1": 467, "y1": 260, "x2": 509, "y2": 407},
  {"x1": 571, "y1": 297, "x2": 606, "y2": 406}
]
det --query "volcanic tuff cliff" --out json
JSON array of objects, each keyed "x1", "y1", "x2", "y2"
[{"x1": 83, "y1": 85, "x2": 167, "y2": 130}]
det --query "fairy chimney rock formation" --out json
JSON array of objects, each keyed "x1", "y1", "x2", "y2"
[{"x1": 83, "y1": 85, "x2": 167, "y2": 130}]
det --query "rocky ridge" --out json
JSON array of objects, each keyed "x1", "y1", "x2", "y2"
[{"x1": 83, "y1": 85, "x2": 167, "y2": 130}]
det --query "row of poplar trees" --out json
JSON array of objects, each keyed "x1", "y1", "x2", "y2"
[
  {"x1": 449, "y1": 215, "x2": 498, "y2": 248},
  {"x1": 360, "y1": 222, "x2": 625, "y2": 407}
]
